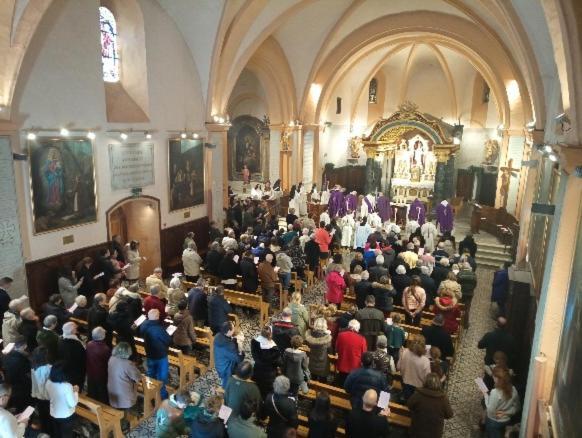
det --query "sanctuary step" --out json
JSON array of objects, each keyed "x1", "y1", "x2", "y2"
[{"x1": 474, "y1": 241, "x2": 512, "y2": 269}]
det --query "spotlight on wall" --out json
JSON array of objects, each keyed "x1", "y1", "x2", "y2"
[
  {"x1": 453, "y1": 137, "x2": 461, "y2": 145},
  {"x1": 120, "y1": 132, "x2": 128, "y2": 140},
  {"x1": 544, "y1": 145, "x2": 553, "y2": 154},
  {"x1": 26, "y1": 132, "x2": 37, "y2": 140},
  {"x1": 525, "y1": 120, "x2": 536, "y2": 132},
  {"x1": 145, "y1": 131, "x2": 152, "y2": 139},
  {"x1": 86, "y1": 131, "x2": 96, "y2": 140},
  {"x1": 60, "y1": 128, "x2": 69, "y2": 136},
  {"x1": 192, "y1": 133, "x2": 199, "y2": 139},
  {"x1": 180, "y1": 132, "x2": 187, "y2": 139}
]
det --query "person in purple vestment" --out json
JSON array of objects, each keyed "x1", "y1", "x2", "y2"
[
  {"x1": 376, "y1": 193, "x2": 392, "y2": 222},
  {"x1": 436, "y1": 201, "x2": 454, "y2": 233},
  {"x1": 328, "y1": 186, "x2": 341, "y2": 218},
  {"x1": 408, "y1": 198, "x2": 426, "y2": 225},
  {"x1": 337, "y1": 188, "x2": 347, "y2": 217},
  {"x1": 345, "y1": 191, "x2": 358, "y2": 213}
]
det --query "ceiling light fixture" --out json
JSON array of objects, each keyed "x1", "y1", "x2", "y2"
[
  {"x1": 60, "y1": 128, "x2": 69, "y2": 136},
  {"x1": 87, "y1": 131, "x2": 96, "y2": 140}
]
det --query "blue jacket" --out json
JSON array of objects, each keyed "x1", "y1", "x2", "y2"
[
  {"x1": 491, "y1": 268, "x2": 509, "y2": 303},
  {"x1": 208, "y1": 295, "x2": 232, "y2": 332},
  {"x1": 214, "y1": 333, "x2": 243, "y2": 381},
  {"x1": 140, "y1": 320, "x2": 171, "y2": 360},
  {"x1": 344, "y1": 367, "x2": 388, "y2": 408},
  {"x1": 188, "y1": 287, "x2": 208, "y2": 323}
]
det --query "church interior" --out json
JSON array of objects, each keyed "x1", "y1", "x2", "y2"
[{"x1": 0, "y1": 1, "x2": 580, "y2": 437}]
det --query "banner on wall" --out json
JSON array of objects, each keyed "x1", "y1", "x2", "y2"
[{"x1": 109, "y1": 142, "x2": 155, "y2": 190}]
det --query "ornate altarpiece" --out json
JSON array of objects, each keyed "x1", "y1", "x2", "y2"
[
  {"x1": 227, "y1": 115, "x2": 270, "y2": 182},
  {"x1": 362, "y1": 102, "x2": 459, "y2": 205}
]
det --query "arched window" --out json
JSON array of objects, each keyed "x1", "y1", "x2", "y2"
[
  {"x1": 368, "y1": 78, "x2": 378, "y2": 104},
  {"x1": 99, "y1": 7, "x2": 120, "y2": 82}
]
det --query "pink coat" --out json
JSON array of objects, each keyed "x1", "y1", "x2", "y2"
[{"x1": 325, "y1": 271, "x2": 346, "y2": 304}]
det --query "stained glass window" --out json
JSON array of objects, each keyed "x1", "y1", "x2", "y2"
[
  {"x1": 369, "y1": 78, "x2": 378, "y2": 103},
  {"x1": 99, "y1": 7, "x2": 120, "y2": 82}
]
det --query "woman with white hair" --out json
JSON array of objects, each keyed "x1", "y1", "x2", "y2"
[
  {"x1": 166, "y1": 276, "x2": 184, "y2": 317},
  {"x1": 107, "y1": 342, "x2": 142, "y2": 411},
  {"x1": 86, "y1": 326, "x2": 111, "y2": 403},
  {"x1": 334, "y1": 319, "x2": 367, "y2": 386},
  {"x1": 263, "y1": 375, "x2": 299, "y2": 437}
]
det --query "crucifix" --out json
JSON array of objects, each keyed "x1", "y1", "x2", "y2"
[{"x1": 498, "y1": 158, "x2": 520, "y2": 209}]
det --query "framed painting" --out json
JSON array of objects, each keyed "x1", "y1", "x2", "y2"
[
  {"x1": 168, "y1": 138, "x2": 204, "y2": 211},
  {"x1": 28, "y1": 137, "x2": 97, "y2": 234},
  {"x1": 227, "y1": 115, "x2": 270, "y2": 181}
]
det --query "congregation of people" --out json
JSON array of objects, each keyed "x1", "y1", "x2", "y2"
[{"x1": 0, "y1": 182, "x2": 520, "y2": 438}]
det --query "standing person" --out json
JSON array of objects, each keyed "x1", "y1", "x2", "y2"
[
  {"x1": 42, "y1": 294, "x2": 70, "y2": 334},
  {"x1": 315, "y1": 223, "x2": 333, "y2": 262},
  {"x1": 344, "y1": 352, "x2": 388, "y2": 409},
  {"x1": 0, "y1": 383, "x2": 29, "y2": 438},
  {"x1": 2, "y1": 341, "x2": 32, "y2": 411},
  {"x1": 87, "y1": 293, "x2": 111, "y2": 344},
  {"x1": 145, "y1": 267, "x2": 168, "y2": 299},
  {"x1": 224, "y1": 361, "x2": 262, "y2": 417},
  {"x1": 45, "y1": 361, "x2": 79, "y2": 438},
  {"x1": 76, "y1": 258, "x2": 97, "y2": 302},
  {"x1": 110, "y1": 234, "x2": 126, "y2": 264},
  {"x1": 140, "y1": 309, "x2": 171, "y2": 399},
  {"x1": 402, "y1": 276, "x2": 426, "y2": 325},
  {"x1": 125, "y1": 240, "x2": 143, "y2": 283},
  {"x1": 407, "y1": 373, "x2": 454, "y2": 438},
  {"x1": 57, "y1": 266, "x2": 83, "y2": 308},
  {"x1": 355, "y1": 295, "x2": 388, "y2": 350},
  {"x1": 172, "y1": 299, "x2": 197, "y2": 354},
  {"x1": 240, "y1": 251, "x2": 259, "y2": 293},
  {"x1": 36, "y1": 315, "x2": 59, "y2": 363},
  {"x1": 433, "y1": 290, "x2": 461, "y2": 335},
  {"x1": 353, "y1": 217, "x2": 372, "y2": 251},
  {"x1": 304, "y1": 318, "x2": 332, "y2": 384},
  {"x1": 289, "y1": 292, "x2": 309, "y2": 337},
  {"x1": 258, "y1": 254, "x2": 278, "y2": 309},
  {"x1": 304, "y1": 234, "x2": 320, "y2": 274},
  {"x1": 208, "y1": 286, "x2": 233, "y2": 335},
  {"x1": 144, "y1": 285, "x2": 166, "y2": 321},
  {"x1": 388, "y1": 313, "x2": 406, "y2": 364},
  {"x1": 345, "y1": 389, "x2": 390, "y2": 437},
  {"x1": 482, "y1": 368, "x2": 520, "y2": 438},
  {"x1": 190, "y1": 393, "x2": 226, "y2": 438},
  {"x1": 325, "y1": 264, "x2": 346, "y2": 307},
  {"x1": 421, "y1": 314, "x2": 455, "y2": 358},
  {"x1": 272, "y1": 308, "x2": 300, "y2": 353},
  {"x1": 283, "y1": 335, "x2": 309, "y2": 395},
  {"x1": 86, "y1": 327, "x2": 111, "y2": 404},
  {"x1": 335, "y1": 320, "x2": 367, "y2": 386},
  {"x1": 57, "y1": 322, "x2": 86, "y2": 390},
  {"x1": 166, "y1": 276, "x2": 184, "y2": 317},
  {"x1": 307, "y1": 391, "x2": 337, "y2": 438},
  {"x1": 188, "y1": 278, "x2": 208, "y2": 327},
  {"x1": 262, "y1": 376, "x2": 299, "y2": 438},
  {"x1": 478, "y1": 317, "x2": 516, "y2": 367},
  {"x1": 457, "y1": 262, "x2": 477, "y2": 328},
  {"x1": 107, "y1": 342, "x2": 142, "y2": 412},
  {"x1": 251, "y1": 325, "x2": 282, "y2": 398},
  {"x1": 398, "y1": 338, "x2": 431, "y2": 401},
  {"x1": 491, "y1": 262, "x2": 511, "y2": 316},
  {"x1": 30, "y1": 346, "x2": 52, "y2": 434},
  {"x1": 227, "y1": 399, "x2": 267, "y2": 438},
  {"x1": 458, "y1": 234, "x2": 478, "y2": 258},
  {"x1": 182, "y1": 242, "x2": 203, "y2": 282},
  {"x1": 18, "y1": 307, "x2": 39, "y2": 352},
  {"x1": 2, "y1": 296, "x2": 25, "y2": 344},
  {"x1": 107, "y1": 301, "x2": 137, "y2": 360},
  {"x1": 213, "y1": 321, "x2": 244, "y2": 388}
]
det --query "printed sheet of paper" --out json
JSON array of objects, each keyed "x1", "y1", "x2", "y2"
[
  {"x1": 68, "y1": 303, "x2": 78, "y2": 313},
  {"x1": 17, "y1": 406, "x2": 35, "y2": 421},
  {"x1": 166, "y1": 325, "x2": 177, "y2": 336},
  {"x1": 134, "y1": 315, "x2": 146, "y2": 326},
  {"x1": 475, "y1": 377, "x2": 489, "y2": 393},
  {"x1": 218, "y1": 404, "x2": 232, "y2": 423},
  {"x1": 377, "y1": 391, "x2": 391, "y2": 409},
  {"x1": 254, "y1": 257, "x2": 259, "y2": 265},
  {"x1": 233, "y1": 255, "x2": 239, "y2": 263},
  {"x1": 2, "y1": 342, "x2": 14, "y2": 354}
]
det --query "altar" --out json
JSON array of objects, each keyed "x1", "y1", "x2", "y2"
[{"x1": 361, "y1": 102, "x2": 460, "y2": 209}]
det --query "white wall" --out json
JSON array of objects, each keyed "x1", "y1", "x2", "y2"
[
  {"x1": 12, "y1": 0, "x2": 207, "y2": 262},
  {"x1": 456, "y1": 128, "x2": 496, "y2": 169}
]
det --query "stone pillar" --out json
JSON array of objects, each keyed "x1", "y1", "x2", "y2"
[
  {"x1": 206, "y1": 123, "x2": 229, "y2": 226},
  {"x1": 433, "y1": 161, "x2": 447, "y2": 203},
  {"x1": 291, "y1": 125, "x2": 303, "y2": 184},
  {"x1": 279, "y1": 127, "x2": 292, "y2": 192}
]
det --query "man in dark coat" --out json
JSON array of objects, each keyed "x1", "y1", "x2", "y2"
[
  {"x1": 58, "y1": 322, "x2": 87, "y2": 389},
  {"x1": 36, "y1": 315, "x2": 59, "y2": 363},
  {"x1": 86, "y1": 326, "x2": 111, "y2": 403},
  {"x1": 354, "y1": 270, "x2": 373, "y2": 309},
  {"x1": 208, "y1": 286, "x2": 232, "y2": 335},
  {"x1": 346, "y1": 389, "x2": 390, "y2": 437},
  {"x1": 188, "y1": 279, "x2": 209, "y2": 327},
  {"x1": 272, "y1": 308, "x2": 299, "y2": 354},
  {"x1": 344, "y1": 352, "x2": 388, "y2": 409},
  {"x1": 205, "y1": 242, "x2": 223, "y2": 275},
  {"x1": 419, "y1": 266, "x2": 437, "y2": 305},
  {"x1": 87, "y1": 293, "x2": 112, "y2": 345},
  {"x1": 478, "y1": 316, "x2": 516, "y2": 366},
  {"x1": 42, "y1": 294, "x2": 71, "y2": 334},
  {"x1": 239, "y1": 251, "x2": 259, "y2": 292},
  {"x1": 491, "y1": 262, "x2": 511, "y2": 315},
  {"x1": 355, "y1": 296, "x2": 389, "y2": 350},
  {"x1": 2, "y1": 341, "x2": 32, "y2": 411},
  {"x1": 391, "y1": 265, "x2": 411, "y2": 305},
  {"x1": 421, "y1": 314, "x2": 454, "y2": 358},
  {"x1": 431, "y1": 258, "x2": 451, "y2": 290},
  {"x1": 0, "y1": 277, "x2": 13, "y2": 336},
  {"x1": 458, "y1": 234, "x2": 478, "y2": 258}
]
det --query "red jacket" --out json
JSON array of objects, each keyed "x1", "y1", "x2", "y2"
[
  {"x1": 433, "y1": 297, "x2": 461, "y2": 335},
  {"x1": 325, "y1": 271, "x2": 346, "y2": 304},
  {"x1": 315, "y1": 228, "x2": 332, "y2": 253},
  {"x1": 335, "y1": 330, "x2": 367, "y2": 373},
  {"x1": 144, "y1": 295, "x2": 166, "y2": 322}
]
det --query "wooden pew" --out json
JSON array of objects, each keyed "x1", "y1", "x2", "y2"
[
  {"x1": 224, "y1": 288, "x2": 269, "y2": 326},
  {"x1": 301, "y1": 380, "x2": 411, "y2": 428},
  {"x1": 297, "y1": 414, "x2": 346, "y2": 437},
  {"x1": 76, "y1": 394, "x2": 124, "y2": 438}
]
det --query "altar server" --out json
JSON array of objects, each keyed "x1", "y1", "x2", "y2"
[
  {"x1": 376, "y1": 193, "x2": 392, "y2": 223},
  {"x1": 298, "y1": 182, "x2": 308, "y2": 216},
  {"x1": 421, "y1": 220, "x2": 438, "y2": 252},
  {"x1": 408, "y1": 198, "x2": 426, "y2": 225},
  {"x1": 319, "y1": 207, "x2": 331, "y2": 226},
  {"x1": 341, "y1": 213, "x2": 356, "y2": 248},
  {"x1": 288, "y1": 185, "x2": 300, "y2": 214},
  {"x1": 354, "y1": 217, "x2": 372, "y2": 250}
]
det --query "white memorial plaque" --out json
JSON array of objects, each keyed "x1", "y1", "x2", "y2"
[{"x1": 109, "y1": 143, "x2": 155, "y2": 190}]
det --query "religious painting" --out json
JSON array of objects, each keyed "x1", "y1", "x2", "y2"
[
  {"x1": 227, "y1": 115, "x2": 269, "y2": 182},
  {"x1": 168, "y1": 138, "x2": 204, "y2": 211},
  {"x1": 28, "y1": 137, "x2": 97, "y2": 234}
]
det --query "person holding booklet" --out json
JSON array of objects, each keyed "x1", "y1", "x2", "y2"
[{"x1": 0, "y1": 383, "x2": 32, "y2": 438}]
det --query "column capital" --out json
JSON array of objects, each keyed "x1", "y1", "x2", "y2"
[
  {"x1": 554, "y1": 144, "x2": 582, "y2": 175},
  {"x1": 433, "y1": 144, "x2": 459, "y2": 163},
  {"x1": 205, "y1": 122, "x2": 230, "y2": 133}
]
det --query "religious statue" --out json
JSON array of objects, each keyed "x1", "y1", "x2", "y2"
[
  {"x1": 368, "y1": 78, "x2": 378, "y2": 104},
  {"x1": 409, "y1": 140, "x2": 425, "y2": 170},
  {"x1": 484, "y1": 139, "x2": 500, "y2": 165},
  {"x1": 281, "y1": 129, "x2": 291, "y2": 152},
  {"x1": 498, "y1": 158, "x2": 519, "y2": 209},
  {"x1": 349, "y1": 136, "x2": 362, "y2": 159}
]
